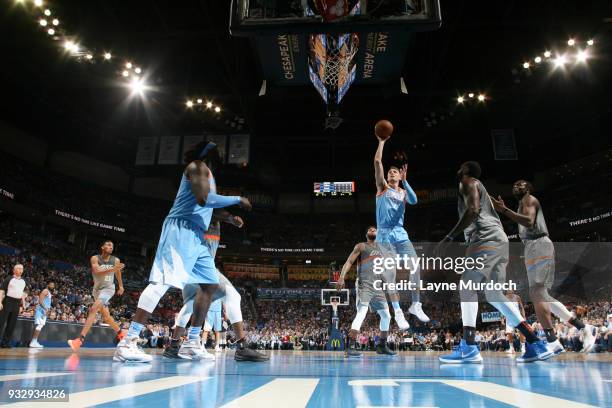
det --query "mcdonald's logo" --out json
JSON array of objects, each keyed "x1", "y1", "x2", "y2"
[{"x1": 331, "y1": 339, "x2": 341, "y2": 348}]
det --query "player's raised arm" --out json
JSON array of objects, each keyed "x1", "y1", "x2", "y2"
[
  {"x1": 338, "y1": 243, "x2": 362, "y2": 289},
  {"x1": 491, "y1": 194, "x2": 537, "y2": 229},
  {"x1": 374, "y1": 139, "x2": 387, "y2": 193},
  {"x1": 400, "y1": 164, "x2": 418, "y2": 205}
]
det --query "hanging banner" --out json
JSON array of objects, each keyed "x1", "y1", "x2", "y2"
[
  {"x1": 157, "y1": 136, "x2": 181, "y2": 165},
  {"x1": 135, "y1": 137, "x2": 158, "y2": 166},
  {"x1": 492, "y1": 129, "x2": 518, "y2": 160},
  {"x1": 228, "y1": 134, "x2": 250, "y2": 165}
]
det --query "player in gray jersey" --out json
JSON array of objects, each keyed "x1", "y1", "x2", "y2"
[
  {"x1": 491, "y1": 180, "x2": 595, "y2": 353},
  {"x1": 68, "y1": 240, "x2": 125, "y2": 352},
  {"x1": 337, "y1": 226, "x2": 395, "y2": 357},
  {"x1": 436, "y1": 162, "x2": 553, "y2": 364}
]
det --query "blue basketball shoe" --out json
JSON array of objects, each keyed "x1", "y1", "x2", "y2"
[
  {"x1": 516, "y1": 340, "x2": 554, "y2": 363},
  {"x1": 439, "y1": 340, "x2": 483, "y2": 364}
]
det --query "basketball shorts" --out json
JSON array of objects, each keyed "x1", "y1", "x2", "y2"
[
  {"x1": 93, "y1": 285, "x2": 115, "y2": 306},
  {"x1": 524, "y1": 236, "x2": 555, "y2": 289},
  {"x1": 34, "y1": 308, "x2": 47, "y2": 328},
  {"x1": 149, "y1": 217, "x2": 218, "y2": 290},
  {"x1": 204, "y1": 310, "x2": 222, "y2": 332},
  {"x1": 462, "y1": 241, "x2": 509, "y2": 283},
  {"x1": 376, "y1": 227, "x2": 418, "y2": 297},
  {"x1": 356, "y1": 278, "x2": 388, "y2": 311}
]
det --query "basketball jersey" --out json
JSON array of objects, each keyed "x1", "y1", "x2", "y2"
[
  {"x1": 458, "y1": 179, "x2": 507, "y2": 244},
  {"x1": 37, "y1": 290, "x2": 51, "y2": 312},
  {"x1": 376, "y1": 186, "x2": 407, "y2": 229},
  {"x1": 166, "y1": 168, "x2": 216, "y2": 231},
  {"x1": 93, "y1": 255, "x2": 116, "y2": 290},
  {"x1": 356, "y1": 242, "x2": 383, "y2": 287},
  {"x1": 518, "y1": 197, "x2": 549, "y2": 242}
]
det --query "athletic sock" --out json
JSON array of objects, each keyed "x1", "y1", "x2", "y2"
[
  {"x1": 568, "y1": 317, "x2": 585, "y2": 330},
  {"x1": 392, "y1": 302, "x2": 402, "y2": 314},
  {"x1": 188, "y1": 326, "x2": 201, "y2": 341},
  {"x1": 127, "y1": 321, "x2": 144, "y2": 338},
  {"x1": 515, "y1": 322, "x2": 539, "y2": 344},
  {"x1": 463, "y1": 326, "x2": 476, "y2": 345},
  {"x1": 79, "y1": 335, "x2": 85, "y2": 342},
  {"x1": 544, "y1": 328, "x2": 557, "y2": 343}
]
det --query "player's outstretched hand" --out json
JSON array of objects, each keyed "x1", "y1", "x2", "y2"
[
  {"x1": 336, "y1": 277, "x2": 345, "y2": 290},
  {"x1": 232, "y1": 215, "x2": 244, "y2": 228},
  {"x1": 116, "y1": 286, "x2": 124, "y2": 296},
  {"x1": 115, "y1": 262, "x2": 125, "y2": 272},
  {"x1": 489, "y1": 195, "x2": 506, "y2": 212},
  {"x1": 400, "y1": 164, "x2": 408, "y2": 181},
  {"x1": 238, "y1": 197, "x2": 252, "y2": 211}
]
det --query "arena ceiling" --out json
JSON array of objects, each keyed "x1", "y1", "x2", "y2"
[{"x1": 0, "y1": 0, "x2": 610, "y2": 187}]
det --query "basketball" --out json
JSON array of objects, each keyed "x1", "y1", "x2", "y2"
[{"x1": 375, "y1": 119, "x2": 394, "y2": 140}]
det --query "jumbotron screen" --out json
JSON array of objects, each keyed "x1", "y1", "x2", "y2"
[{"x1": 313, "y1": 181, "x2": 355, "y2": 196}]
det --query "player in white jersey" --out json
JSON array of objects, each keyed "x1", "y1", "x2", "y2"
[{"x1": 491, "y1": 179, "x2": 595, "y2": 353}]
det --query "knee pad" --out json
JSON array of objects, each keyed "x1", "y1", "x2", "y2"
[
  {"x1": 377, "y1": 308, "x2": 391, "y2": 331},
  {"x1": 175, "y1": 299, "x2": 194, "y2": 328},
  {"x1": 224, "y1": 284, "x2": 243, "y2": 324},
  {"x1": 138, "y1": 283, "x2": 170, "y2": 314},
  {"x1": 351, "y1": 304, "x2": 369, "y2": 331}
]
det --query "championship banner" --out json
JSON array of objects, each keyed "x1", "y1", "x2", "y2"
[
  {"x1": 492, "y1": 129, "x2": 518, "y2": 160},
  {"x1": 228, "y1": 134, "x2": 250, "y2": 165},
  {"x1": 205, "y1": 134, "x2": 228, "y2": 163},
  {"x1": 481, "y1": 311, "x2": 502, "y2": 323},
  {"x1": 135, "y1": 137, "x2": 158, "y2": 165},
  {"x1": 157, "y1": 136, "x2": 181, "y2": 165}
]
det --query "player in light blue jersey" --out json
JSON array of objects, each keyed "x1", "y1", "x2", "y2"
[
  {"x1": 373, "y1": 134, "x2": 430, "y2": 330},
  {"x1": 29, "y1": 281, "x2": 54, "y2": 348},
  {"x1": 114, "y1": 141, "x2": 252, "y2": 363}
]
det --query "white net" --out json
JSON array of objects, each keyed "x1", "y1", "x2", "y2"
[
  {"x1": 322, "y1": 46, "x2": 357, "y2": 86},
  {"x1": 311, "y1": 34, "x2": 359, "y2": 87}
]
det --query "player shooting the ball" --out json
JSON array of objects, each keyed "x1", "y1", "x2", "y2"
[{"x1": 373, "y1": 120, "x2": 429, "y2": 330}]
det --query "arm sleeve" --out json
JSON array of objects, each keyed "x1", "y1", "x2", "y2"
[
  {"x1": 203, "y1": 193, "x2": 241, "y2": 209},
  {"x1": 402, "y1": 180, "x2": 418, "y2": 205}
]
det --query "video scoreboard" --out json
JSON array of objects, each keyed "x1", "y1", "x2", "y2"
[{"x1": 314, "y1": 181, "x2": 355, "y2": 197}]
